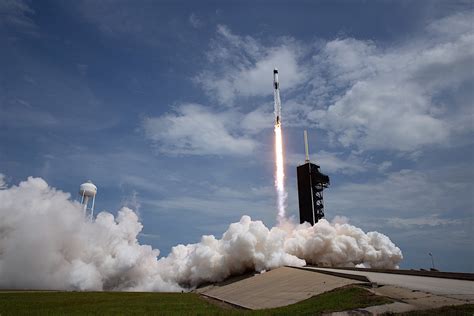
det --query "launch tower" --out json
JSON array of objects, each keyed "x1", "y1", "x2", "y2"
[{"x1": 297, "y1": 131, "x2": 330, "y2": 225}]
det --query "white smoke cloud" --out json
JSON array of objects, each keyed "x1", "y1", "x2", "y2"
[
  {"x1": 284, "y1": 221, "x2": 403, "y2": 269},
  {"x1": 0, "y1": 176, "x2": 402, "y2": 291},
  {"x1": 156, "y1": 216, "x2": 305, "y2": 288},
  {"x1": 0, "y1": 176, "x2": 179, "y2": 291}
]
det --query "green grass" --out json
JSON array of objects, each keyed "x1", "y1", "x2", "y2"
[
  {"x1": 0, "y1": 292, "x2": 222, "y2": 316},
  {"x1": 0, "y1": 286, "x2": 391, "y2": 316},
  {"x1": 250, "y1": 286, "x2": 392, "y2": 316}
]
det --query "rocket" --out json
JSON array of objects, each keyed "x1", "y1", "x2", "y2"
[{"x1": 273, "y1": 68, "x2": 282, "y2": 127}]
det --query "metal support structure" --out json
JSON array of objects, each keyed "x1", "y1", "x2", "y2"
[
  {"x1": 297, "y1": 131, "x2": 330, "y2": 225},
  {"x1": 90, "y1": 195, "x2": 95, "y2": 220},
  {"x1": 313, "y1": 183, "x2": 325, "y2": 222}
]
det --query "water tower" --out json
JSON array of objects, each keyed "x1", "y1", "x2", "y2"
[{"x1": 79, "y1": 180, "x2": 97, "y2": 219}]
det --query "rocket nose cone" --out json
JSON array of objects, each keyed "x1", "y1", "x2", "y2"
[{"x1": 273, "y1": 68, "x2": 278, "y2": 74}]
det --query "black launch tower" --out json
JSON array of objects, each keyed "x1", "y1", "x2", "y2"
[{"x1": 297, "y1": 131, "x2": 330, "y2": 225}]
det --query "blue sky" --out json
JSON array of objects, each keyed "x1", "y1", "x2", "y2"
[{"x1": 0, "y1": 0, "x2": 473, "y2": 272}]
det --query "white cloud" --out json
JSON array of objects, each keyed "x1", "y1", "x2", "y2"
[
  {"x1": 0, "y1": 0, "x2": 38, "y2": 34},
  {"x1": 307, "y1": 12, "x2": 474, "y2": 152},
  {"x1": 426, "y1": 11, "x2": 473, "y2": 38},
  {"x1": 327, "y1": 165, "x2": 474, "y2": 219},
  {"x1": 312, "y1": 151, "x2": 367, "y2": 175},
  {"x1": 318, "y1": 38, "x2": 377, "y2": 87},
  {"x1": 195, "y1": 25, "x2": 306, "y2": 105},
  {"x1": 0, "y1": 99, "x2": 59, "y2": 127},
  {"x1": 142, "y1": 183, "x2": 278, "y2": 226},
  {"x1": 75, "y1": 0, "x2": 149, "y2": 37},
  {"x1": 286, "y1": 150, "x2": 367, "y2": 175},
  {"x1": 240, "y1": 106, "x2": 273, "y2": 135},
  {"x1": 386, "y1": 215, "x2": 462, "y2": 229},
  {"x1": 73, "y1": 0, "x2": 192, "y2": 47},
  {"x1": 323, "y1": 80, "x2": 450, "y2": 151},
  {"x1": 192, "y1": 13, "x2": 473, "y2": 154},
  {"x1": 0, "y1": 97, "x2": 119, "y2": 131},
  {"x1": 188, "y1": 13, "x2": 202, "y2": 29},
  {"x1": 377, "y1": 161, "x2": 392, "y2": 173},
  {"x1": 143, "y1": 104, "x2": 257, "y2": 156}
]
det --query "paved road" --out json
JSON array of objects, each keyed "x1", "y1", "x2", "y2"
[{"x1": 305, "y1": 267, "x2": 474, "y2": 296}]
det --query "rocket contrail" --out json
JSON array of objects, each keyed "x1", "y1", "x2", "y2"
[
  {"x1": 274, "y1": 124, "x2": 286, "y2": 221},
  {"x1": 273, "y1": 68, "x2": 287, "y2": 222}
]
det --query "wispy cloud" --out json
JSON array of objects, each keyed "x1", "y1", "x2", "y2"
[
  {"x1": 143, "y1": 104, "x2": 257, "y2": 156},
  {"x1": 327, "y1": 165, "x2": 474, "y2": 219},
  {"x1": 142, "y1": 183, "x2": 276, "y2": 223},
  {"x1": 188, "y1": 13, "x2": 202, "y2": 29},
  {"x1": 0, "y1": 97, "x2": 119, "y2": 131},
  {"x1": 386, "y1": 215, "x2": 462, "y2": 229},
  {"x1": 240, "y1": 106, "x2": 273, "y2": 135},
  {"x1": 0, "y1": 0, "x2": 38, "y2": 36},
  {"x1": 286, "y1": 150, "x2": 368, "y2": 175},
  {"x1": 142, "y1": 12, "x2": 474, "y2": 160},
  {"x1": 72, "y1": 0, "x2": 196, "y2": 47},
  {"x1": 192, "y1": 14, "x2": 473, "y2": 155},
  {"x1": 195, "y1": 25, "x2": 306, "y2": 105},
  {"x1": 74, "y1": 0, "x2": 156, "y2": 37},
  {"x1": 305, "y1": 12, "x2": 474, "y2": 152}
]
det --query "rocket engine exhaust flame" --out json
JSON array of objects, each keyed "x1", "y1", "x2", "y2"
[{"x1": 274, "y1": 123, "x2": 286, "y2": 222}]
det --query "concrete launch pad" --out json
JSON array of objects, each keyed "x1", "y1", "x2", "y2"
[
  {"x1": 198, "y1": 266, "x2": 363, "y2": 310},
  {"x1": 307, "y1": 267, "x2": 474, "y2": 298},
  {"x1": 198, "y1": 266, "x2": 474, "y2": 312}
]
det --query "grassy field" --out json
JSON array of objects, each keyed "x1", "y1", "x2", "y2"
[
  {"x1": 0, "y1": 292, "x2": 221, "y2": 315},
  {"x1": 0, "y1": 286, "x2": 392, "y2": 315},
  {"x1": 253, "y1": 286, "x2": 392, "y2": 315}
]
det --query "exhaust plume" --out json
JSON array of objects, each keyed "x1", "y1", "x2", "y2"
[
  {"x1": 0, "y1": 176, "x2": 402, "y2": 291},
  {"x1": 274, "y1": 124, "x2": 287, "y2": 222}
]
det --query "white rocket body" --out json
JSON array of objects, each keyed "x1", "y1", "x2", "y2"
[{"x1": 273, "y1": 68, "x2": 281, "y2": 126}]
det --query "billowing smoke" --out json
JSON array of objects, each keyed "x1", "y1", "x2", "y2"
[
  {"x1": 0, "y1": 176, "x2": 180, "y2": 291},
  {"x1": 0, "y1": 176, "x2": 402, "y2": 291}
]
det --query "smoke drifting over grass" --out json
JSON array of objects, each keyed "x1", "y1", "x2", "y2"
[{"x1": 0, "y1": 176, "x2": 402, "y2": 291}]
